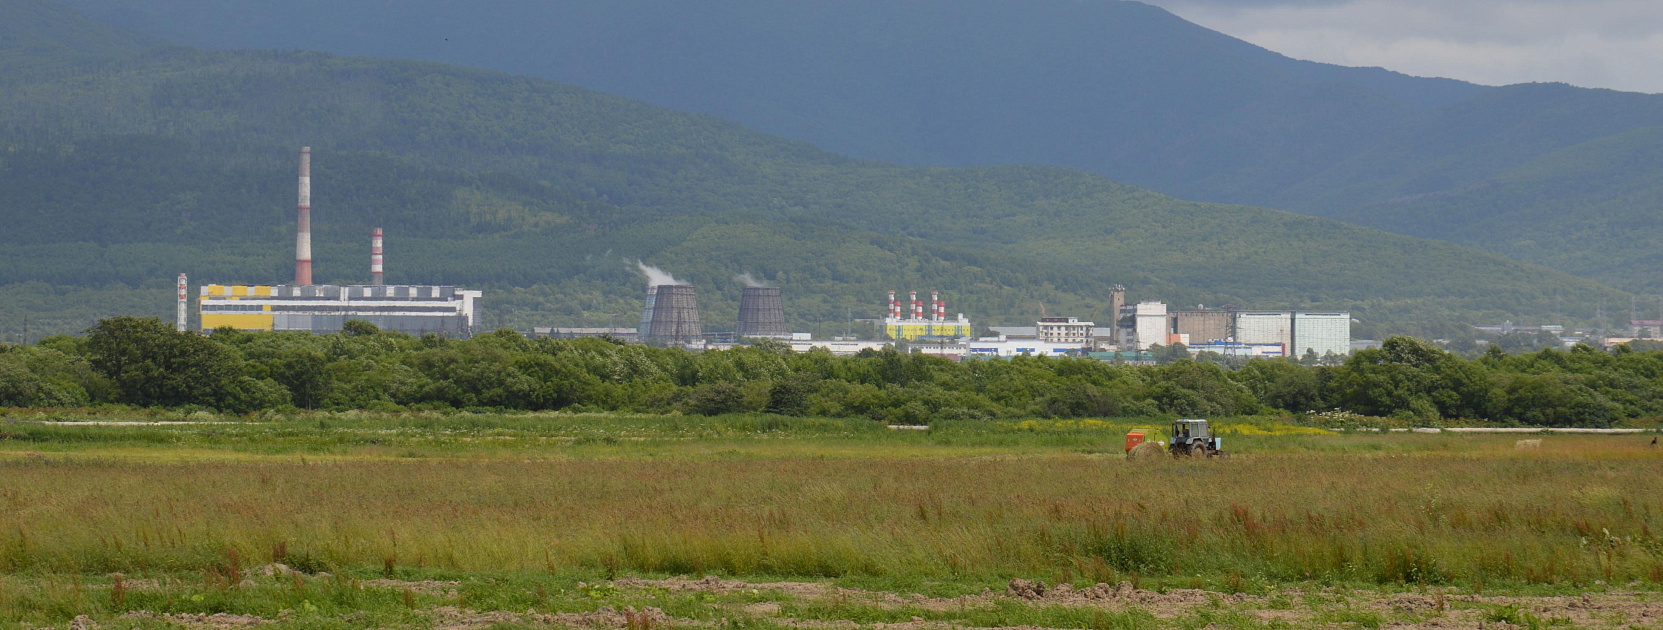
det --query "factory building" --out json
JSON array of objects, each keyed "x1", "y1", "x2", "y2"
[
  {"x1": 1233, "y1": 311, "x2": 1294, "y2": 351},
  {"x1": 1234, "y1": 310, "x2": 1352, "y2": 358},
  {"x1": 1292, "y1": 312, "x2": 1351, "y2": 358},
  {"x1": 1037, "y1": 316, "x2": 1093, "y2": 344},
  {"x1": 1187, "y1": 341, "x2": 1286, "y2": 359},
  {"x1": 532, "y1": 327, "x2": 638, "y2": 343},
  {"x1": 1172, "y1": 309, "x2": 1232, "y2": 344},
  {"x1": 1132, "y1": 301, "x2": 1168, "y2": 350},
  {"x1": 882, "y1": 290, "x2": 973, "y2": 340},
  {"x1": 1630, "y1": 320, "x2": 1663, "y2": 338},
  {"x1": 965, "y1": 338, "x2": 1085, "y2": 358},
  {"x1": 200, "y1": 284, "x2": 480, "y2": 334}
]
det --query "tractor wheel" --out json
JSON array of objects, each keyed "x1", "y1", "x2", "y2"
[{"x1": 1188, "y1": 443, "x2": 1210, "y2": 458}]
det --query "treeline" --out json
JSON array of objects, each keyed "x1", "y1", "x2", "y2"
[{"x1": 2, "y1": 317, "x2": 1661, "y2": 426}]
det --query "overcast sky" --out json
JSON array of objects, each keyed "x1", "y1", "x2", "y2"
[{"x1": 1142, "y1": 0, "x2": 1663, "y2": 94}]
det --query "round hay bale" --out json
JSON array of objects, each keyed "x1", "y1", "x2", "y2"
[
  {"x1": 1515, "y1": 439, "x2": 1543, "y2": 450},
  {"x1": 1126, "y1": 442, "x2": 1166, "y2": 461}
]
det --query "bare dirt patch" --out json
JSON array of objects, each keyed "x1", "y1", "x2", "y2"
[
  {"x1": 362, "y1": 578, "x2": 463, "y2": 596},
  {"x1": 612, "y1": 576, "x2": 1663, "y2": 629},
  {"x1": 122, "y1": 611, "x2": 272, "y2": 629},
  {"x1": 428, "y1": 605, "x2": 682, "y2": 630}
]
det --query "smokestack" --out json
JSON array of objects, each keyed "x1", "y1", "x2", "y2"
[
  {"x1": 931, "y1": 290, "x2": 940, "y2": 322},
  {"x1": 887, "y1": 290, "x2": 897, "y2": 320},
  {"x1": 295, "y1": 147, "x2": 312, "y2": 286},
  {"x1": 910, "y1": 291, "x2": 918, "y2": 321},
  {"x1": 176, "y1": 273, "x2": 188, "y2": 332},
  {"x1": 371, "y1": 227, "x2": 384, "y2": 286}
]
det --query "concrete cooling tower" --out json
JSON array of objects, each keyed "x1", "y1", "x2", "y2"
[
  {"x1": 736, "y1": 286, "x2": 788, "y2": 339},
  {"x1": 640, "y1": 284, "x2": 702, "y2": 342}
]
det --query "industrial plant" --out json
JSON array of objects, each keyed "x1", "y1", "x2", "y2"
[
  {"x1": 188, "y1": 147, "x2": 483, "y2": 336},
  {"x1": 174, "y1": 147, "x2": 1359, "y2": 357},
  {"x1": 882, "y1": 290, "x2": 974, "y2": 340}
]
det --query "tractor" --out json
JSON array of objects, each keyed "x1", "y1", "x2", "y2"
[{"x1": 1168, "y1": 419, "x2": 1227, "y2": 458}]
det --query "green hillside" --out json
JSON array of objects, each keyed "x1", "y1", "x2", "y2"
[
  {"x1": 1332, "y1": 126, "x2": 1663, "y2": 295},
  {"x1": 0, "y1": 2, "x2": 1633, "y2": 340}
]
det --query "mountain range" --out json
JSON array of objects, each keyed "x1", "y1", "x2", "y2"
[
  {"x1": 54, "y1": 0, "x2": 1663, "y2": 295},
  {"x1": 0, "y1": 0, "x2": 1640, "y2": 340}
]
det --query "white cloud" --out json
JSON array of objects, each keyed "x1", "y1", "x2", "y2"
[{"x1": 1142, "y1": 0, "x2": 1663, "y2": 93}]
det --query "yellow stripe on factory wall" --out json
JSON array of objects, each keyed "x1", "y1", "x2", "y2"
[
  {"x1": 200, "y1": 313, "x2": 275, "y2": 331},
  {"x1": 885, "y1": 323, "x2": 975, "y2": 340},
  {"x1": 203, "y1": 285, "x2": 272, "y2": 297}
]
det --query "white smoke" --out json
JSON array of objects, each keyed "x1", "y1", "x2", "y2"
[
  {"x1": 636, "y1": 261, "x2": 687, "y2": 287},
  {"x1": 733, "y1": 272, "x2": 770, "y2": 288}
]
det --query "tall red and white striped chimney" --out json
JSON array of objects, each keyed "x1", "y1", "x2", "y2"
[
  {"x1": 295, "y1": 147, "x2": 313, "y2": 286},
  {"x1": 370, "y1": 227, "x2": 384, "y2": 286}
]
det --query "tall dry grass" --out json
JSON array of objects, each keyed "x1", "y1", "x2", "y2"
[{"x1": 2, "y1": 437, "x2": 1660, "y2": 588}]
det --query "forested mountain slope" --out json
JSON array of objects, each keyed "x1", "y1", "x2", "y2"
[
  {"x1": 1332, "y1": 126, "x2": 1663, "y2": 294},
  {"x1": 0, "y1": 0, "x2": 1630, "y2": 339},
  {"x1": 57, "y1": 0, "x2": 1663, "y2": 293}
]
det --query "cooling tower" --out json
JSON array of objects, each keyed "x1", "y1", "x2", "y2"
[
  {"x1": 640, "y1": 286, "x2": 658, "y2": 337},
  {"x1": 642, "y1": 284, "x2": 701, "y2": 342},
  {"x1": 736, "y1": 286, "x2": 787, "y2": 338}
]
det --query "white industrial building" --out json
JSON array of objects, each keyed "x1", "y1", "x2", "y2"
[
  {"x1": 965, "y1": 339, "x2": 1086, "y2": 358},
  {"x1": 1292, "y1": 312, "x2": 1351, "y2": 358},
  {"x1": 789, "y1": 339, "x2": 894, "y2": 356},
  {"x1": 1187, "y1": 341, "x2": 1286, "y2": 359},
  {"x1": 1234, "y1": 311, "x2": 1293, "y2": 350},
  {"x1": 1233, "y1": 310, "x2": 1351, "y2": 358},
  {"x1": 1133, "y1": 301, "x2": 1168, "y2": 350},
  {"x1": 1037, "y1": 317, "x2": 1093, "y2": 344}
]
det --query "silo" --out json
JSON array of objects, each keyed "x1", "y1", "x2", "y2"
[
  {"x1": 736, "y1": 286, "x2": 787, "y2": 339},
  {"x1": 643, "y1": 284, "x2": 702, "y2": 342}
]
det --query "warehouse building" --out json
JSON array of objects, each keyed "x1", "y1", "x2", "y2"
[
  {"x1": 1292, "y1": 311, "x2": 1351, "y2": 358},
  {"x1": 1233, "y1": 310, "x2": 1351, "y2": 358},
  {"x1": 1234, "y1": 311, "x2": 1294, "y2": 350},
  {"x1": 1172, "y1": 309, "x2": 1232, "y2": 344}
]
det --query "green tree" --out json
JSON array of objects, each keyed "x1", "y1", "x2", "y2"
[{"x1": 84, "y1": 317, "x2": 250, "y2": 408}]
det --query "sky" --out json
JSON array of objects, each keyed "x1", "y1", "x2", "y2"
[{"x1": 1142, "y1": 0, "x2": 1663, "y2": 94}]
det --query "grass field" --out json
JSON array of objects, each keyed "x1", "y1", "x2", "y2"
[{"x1": 2, "y1": 411, "x2": 1662, "y2": 629}]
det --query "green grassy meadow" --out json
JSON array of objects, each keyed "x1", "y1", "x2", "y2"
[{"x1": 2, "y1": 412, "x2": 1662, "y2": 629}]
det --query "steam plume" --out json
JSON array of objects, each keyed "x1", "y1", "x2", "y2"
[
  {"x1": 636, "y1": 261, "x2": 686, "y2": 287},
  {"x1": 733, "y1": 272, "x2": 769, "y2": 288}
]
